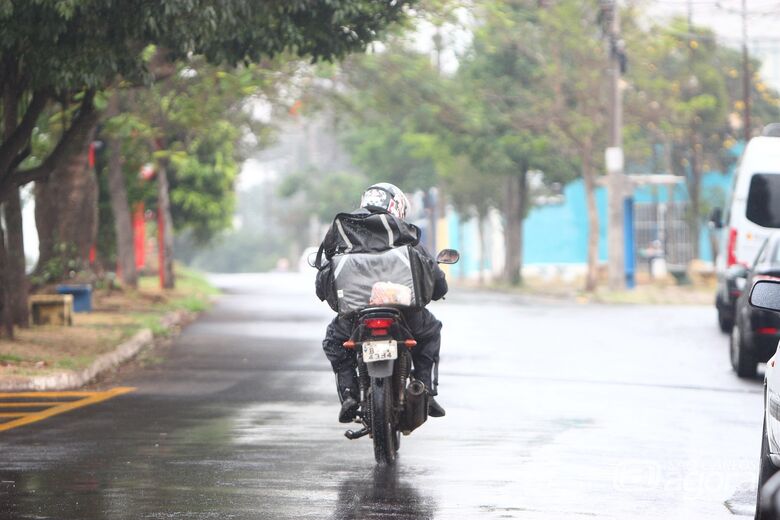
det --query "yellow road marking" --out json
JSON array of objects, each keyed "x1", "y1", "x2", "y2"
[
  {"x1": 0, "y1": 391, "x2": 98, "y2": 398},
  {"x1": 0, "y1": 387, "x2": 135, "y2": 432},
  {"x1": 0, "y1": 402, "x2": 65, "y2": 407}
]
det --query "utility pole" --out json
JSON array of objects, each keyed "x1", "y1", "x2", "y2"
[
  {"x1": 606, "y1": 0, "x2": 625, "y2": 290},
  {"x1": 741, "y1": 0, "x2": 752, "y2": 141}
]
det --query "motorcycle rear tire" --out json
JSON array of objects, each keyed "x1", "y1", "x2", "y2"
[{"x1": 370, "y1": 377, "x2": 399, "y2": 464}]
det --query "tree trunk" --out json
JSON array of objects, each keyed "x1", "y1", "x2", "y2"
[
  {"x1": 0, "y1": 218, "x2": 13, "y2": 339},
  {"x1": 517, "y1": 167, "x2": 528, "y2": 286},
  {"x1": 107, "y1": 136, "x2": 137, "y2": 288},
  {"x1": 457, "y1": 218, "x2": 465, "y2": 281},
  {"x1": 688, "y1": 137, "x2": 702, "y2": 260},
  {"x1": 503, "y1": 169, "x2": 527, "y2": 286},
  {"x1": 582, "y1": 153, "x2": 600, "y2": 292},
  {"x1": 105, "y1": 93, "x2": 138, "y2": 288},
  {"x1": 3, "y1": 82, "x2": 28, "y2": 327},
  {"x1": 33, "y1": 178, "x2": 56, "y2": 270},
  {"x1": 34, "y1": 124, "x2": 98, "y2": 278},
  {"x1": 503, "y1": 176, "x2": 521, "y2": 285},
  {"x1": 4, "y1": 189, "x2": 28, "y2": 326},
  {"x1": 477, "y1": 210, "x2": 486, "y2": 286},
  {"x1": 157, "y1": 163, "x2": 175, "y2": 289}
]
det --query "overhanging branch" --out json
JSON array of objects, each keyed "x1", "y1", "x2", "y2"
[
  {"x1": 0, "y1": 89, "x2": 99, "y2": 198},
  {"x1": 0, "y1": 90, "x2": 48, "y2": 177}
]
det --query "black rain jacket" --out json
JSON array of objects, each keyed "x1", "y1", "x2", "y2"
[{"x1": 315, "y1": 208, "x2": 447, "y2": 312}]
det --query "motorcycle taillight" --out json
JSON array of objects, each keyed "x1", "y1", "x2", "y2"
[
  {"x1": 364, "y1": 318, "x2": 394, "y2": 329},
  {"x1": 364, "y1": 317, "x2": 394, "y2": 337}
]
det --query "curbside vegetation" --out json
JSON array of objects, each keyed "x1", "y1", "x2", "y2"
[{"x1": 0, "y1": 267, "x2": 217, "y2": 390}]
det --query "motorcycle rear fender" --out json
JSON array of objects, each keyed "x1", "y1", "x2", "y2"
[{"x1": 365, "y1": 359, "x2": 394, "y2": 378}]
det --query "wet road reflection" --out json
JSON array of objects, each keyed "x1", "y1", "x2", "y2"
[{"x1": 330, "y1": 465, "x2": 436, "y2": 520}]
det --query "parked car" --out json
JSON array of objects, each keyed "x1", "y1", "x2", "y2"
[
  {"x1": 713, "y1": 124, "x2": 780, "y2": 333},
  {"x1": 731, "y1": 234, "x2": 780, "y2": 378},
  {"x1": 748, "y1": 279, "x2": 780, "y2": 519}
]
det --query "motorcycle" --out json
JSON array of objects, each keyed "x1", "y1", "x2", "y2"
[{"x1": 340, "y1": 248, "x2": 459, "y2": 464}]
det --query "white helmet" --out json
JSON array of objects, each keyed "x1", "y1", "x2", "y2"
[{"x1": 360, "y1": 182, "x2": 409, "y2": 219}]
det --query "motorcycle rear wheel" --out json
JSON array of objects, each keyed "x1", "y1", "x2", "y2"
[{"x1": 370, "y1": 377, "x2": 399, "y2": 464}]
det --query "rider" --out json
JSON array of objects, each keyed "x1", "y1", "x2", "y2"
[{"x1": 315, "y1": 183, "x2": 448, "y2": 423}]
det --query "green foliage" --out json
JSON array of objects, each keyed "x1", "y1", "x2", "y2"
[
  {"x1": 624, "y1": 14, "x2": 780, "y2": 176},
  {"x1": 1, "y1": 0, "x2": 420, "y2": 279},
  {"x1": 0, "y1": 0, "x2": 416, "y2": 91},
  {"x1": 28, "y1": 242, "x2": 81, "y2": 285},
  {"x1": 135, "y1": 314, "x2": 168, "y2": 337},
  {"x1": 280, "y1": 166, "x2": 368, "y2": 221},
  {"x1": 101, "y1": 59, "x2": 282, "y2": 245},
  {"x1": 167, "y1": 121, "x2": 240, "y2": 243},
  {"x1": 331, "y1": 48, "x2": 452, "y2": 191}
]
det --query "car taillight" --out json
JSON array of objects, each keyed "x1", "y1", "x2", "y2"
[
  {"x1": 364, "y1": 318, "x2": 394, "y2": 329},
  {"x1": 757, "y1": 327, "x2": 779, "y2": 335},
  {"x1": 727, "y1": 227, "x2": 738, "y2": 267}
]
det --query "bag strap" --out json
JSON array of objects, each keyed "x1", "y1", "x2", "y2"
[{"x1": 315, "y1": 242, "x2": 325, "y2": 270}]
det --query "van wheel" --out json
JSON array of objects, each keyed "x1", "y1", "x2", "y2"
[{"x1": 731, "y1": 324, "x2": 758, "y2": 378}]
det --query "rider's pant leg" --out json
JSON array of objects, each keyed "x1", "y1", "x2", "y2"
[
  {"x1": 322, "y1": 316, "x2": 358, "y2": 401},
  {"x1": 404, "y1": 308, "x2": 442, "y2": 395}
]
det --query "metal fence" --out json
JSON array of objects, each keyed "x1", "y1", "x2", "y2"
[{"x1": 634, "y1": 202, "x2": 694, "y2": 274}]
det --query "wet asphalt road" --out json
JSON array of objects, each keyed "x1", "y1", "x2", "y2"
[{"x1": 0, "y1": 273, "x2": 766, "y2": 519}]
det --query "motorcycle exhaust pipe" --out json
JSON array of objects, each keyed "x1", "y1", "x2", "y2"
[{"x1": 401, "y1": 380, "x2": 428, "y2": 435}]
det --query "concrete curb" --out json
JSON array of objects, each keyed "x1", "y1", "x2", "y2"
[{"x1": 0, "y1": 311, "x2": 190, "y2": 391}]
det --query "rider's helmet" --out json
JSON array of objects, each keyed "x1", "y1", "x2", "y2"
[{"x1": 360, "y1": 182, "x2": 410, "y2": 219}]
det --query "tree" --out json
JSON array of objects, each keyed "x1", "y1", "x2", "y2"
[
  {"x1": 100, "y1": 59, "x2": 281, "y2": 287},
  {"x1": 330, "y1": 47, "x2": 453, "y2": 192},
  {"x1": 623, "y1": 14, "x2": 780, "y2": 259},
  {"x1": 454, "y1": 1, "x2": 580, "y2": 286},
  {"x1": 0, "y1": 0, "x2": 418, "y2": 336},
  {"x1": 533, "y1": 1, "x2": 610, "y2": 291}
]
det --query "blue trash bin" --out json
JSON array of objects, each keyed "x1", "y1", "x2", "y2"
[{"x1": 56, "y1": 284, "x2": 93, "y2": 313}]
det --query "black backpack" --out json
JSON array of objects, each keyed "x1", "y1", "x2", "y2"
[
  {"x1": 315, "y1": 210, "x2": 421, "y2": 269},
  {"x1": 314, "y1": 211, "x2": 435, "y2": 315}
]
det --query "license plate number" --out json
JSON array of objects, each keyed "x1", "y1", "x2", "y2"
[{"x1": 362, "y1": 340, "x2": 398, "y2": 362}]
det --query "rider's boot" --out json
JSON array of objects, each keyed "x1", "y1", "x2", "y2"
[
  {"x1": 336, "y1": 369, "x2": 360, "y2": 423},
  {"x1": 415, "y1": 366, "x2": 446, "y2": 418},
  {"x1": 427, "y1": 395, "x2": 446, "y2": 417}
]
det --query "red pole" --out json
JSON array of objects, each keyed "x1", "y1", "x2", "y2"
[
  {"x1": 157, "y1": 208, "x2": 165, "y2": 289},
  {"x1": 133, "y1": 202, "x2": 146, "y2": 270}
]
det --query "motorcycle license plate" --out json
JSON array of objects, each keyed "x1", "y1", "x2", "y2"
[{"x1": 362, "y1": 340, "x2": 398, "y2": 362}]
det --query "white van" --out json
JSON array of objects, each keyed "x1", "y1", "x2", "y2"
[{"x1": 715, "y1": 125, "x2": 780, "y2": 331}]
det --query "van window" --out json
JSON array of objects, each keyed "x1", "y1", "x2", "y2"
[{"x1": 746, "y1": 174, "x2": 780, "y2": 228}]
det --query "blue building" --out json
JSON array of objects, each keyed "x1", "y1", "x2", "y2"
[{"x1": 445, "y1": 166, "x2": 737, "y2": 280}]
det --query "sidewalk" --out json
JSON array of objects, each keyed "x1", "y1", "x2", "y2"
[
  {"x1": 465, "y1": 277, "x2": 715, "y2": 306},
  {"x1": 0, "y1": 268, "x2": 216, "y2": 390}
]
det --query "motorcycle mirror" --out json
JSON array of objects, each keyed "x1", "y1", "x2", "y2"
[
  {"x1": 436, "y1": 249, "x2": 460, "y2": 265},
  {"x1": 749, "y1": 279, "x2": 780, "y2": 312},
  {"x1": 307, "y1": 252, "x2": 318, "y2": 269}
]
